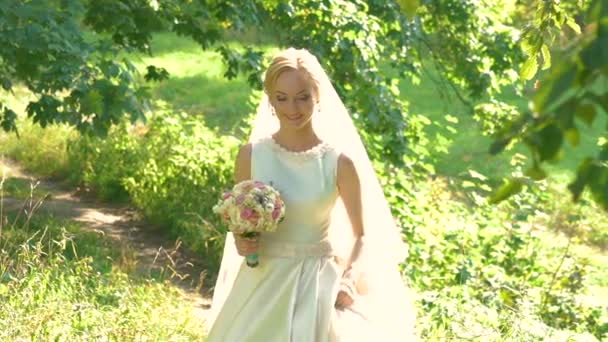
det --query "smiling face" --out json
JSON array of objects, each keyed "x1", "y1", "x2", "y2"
[{"x1": 269, "y1": 69, "x2": 318, "y2": 131}]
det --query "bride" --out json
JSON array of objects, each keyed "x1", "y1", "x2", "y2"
[{"x1": 206, "y1": 48, "x2": 417, "y2": 341}]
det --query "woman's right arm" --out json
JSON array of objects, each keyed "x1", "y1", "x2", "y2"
[
  {"x1": 234, "y1": 143, "x2": 252, "y2": 183},
  {"x1": 232, "y1": 144, "x2": 258, "y2": 256}
]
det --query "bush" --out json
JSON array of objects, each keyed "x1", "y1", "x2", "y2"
[
  {"x1": 66, "y1": 113, "x2": 240, "y2": 274},
  {"x1": 123, "y1": 113, "x2": 239, "y2": 272},
  {"x1": 382, "y1": 168, "x2": 608, "y2": 340},
  {"x1": 66, "y1": 123, "x2": 142, "y2": 201}
]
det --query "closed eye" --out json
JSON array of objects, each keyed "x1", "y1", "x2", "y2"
[{"x1": 276, "y1": 94, "x2": 310, "y2": 102}]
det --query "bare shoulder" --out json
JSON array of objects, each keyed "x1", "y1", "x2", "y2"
[
  {"x1": 337, "y1": 152, "x2": 359, "y2": 189},
  {"x1": 338, "y1": 152, "x2": 356, "y2": 174},
  {"x1": 234, "y1": 143, "x2": 253, "y2": 182}
]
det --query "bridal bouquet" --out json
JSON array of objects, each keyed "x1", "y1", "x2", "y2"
[{"x1": 212, "y1": 180, "x2": 285, "y2": 267}]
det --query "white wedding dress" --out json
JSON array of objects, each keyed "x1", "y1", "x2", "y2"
[{"x1": 207, "y1": 136, "x2": 413, "y2": 341}]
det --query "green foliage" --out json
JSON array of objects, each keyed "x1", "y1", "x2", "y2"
[
  {"x1": 491, "y1": 0, "x2": 608, "y2": 209},
  {"x1": 0, "y1": 0, "x2": 155, "y2": 136},
  {"x1": 530, "y1": 181, "x2": 608, "y2": 251},
  {"x1": 0, "y1": 214, "x2": 205, "y2": 340},
  {"x1": 0, "y1": 0, "x2": 529, "y2": 168},
  {"x1": 67, "y1": 113, "x2": 239, "y2": 273},
  {"x1": 382, "y1": 169, "x2": 608, "y2": 340},
  {"x1": 123, "y1": 113, "x2": 239, "y2": 271},
  {"x1": 474, "y1": 100, "x2": 521, "y2": 137},
  {"x1": 518, "y1": 0, "x2": 583, "y2": 80},
  {"x1": 414, "y1": 0, "x2": 524, "y2": 99},
  {"x1": 68, "y1": 123, "x2": 142, "y2": 201},
  {"x1": 0, "y1": 0, "x2": 258, "y2": 136}
]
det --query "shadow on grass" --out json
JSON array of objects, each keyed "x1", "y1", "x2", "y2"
[{"x1": 1, "y1": 177, "x2": 49, "y2": 200}]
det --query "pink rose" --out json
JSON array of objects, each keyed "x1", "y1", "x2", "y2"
[
  {"x1": 236, "y1": 194, "x2": 245, "y2": 205},
  {"x1": 222, "y1": 191, "x2": 232, "y2": 200},
  {"x1": 241, "y1": 207, "x2": 254, "y2": 220},
  {"x1": 240, "y1": 208, "x2": 260, "y2": 225},
  {"x1": 271, "y1": 207, "x2": 281, "y2": 220},
  {"x1": 254, "y1": 181, "x2": 266, "y2": 189}
]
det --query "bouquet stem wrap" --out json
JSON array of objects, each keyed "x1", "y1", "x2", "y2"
[{"x1": 241, "y1": 232, "x2": 261, "y2": 267}]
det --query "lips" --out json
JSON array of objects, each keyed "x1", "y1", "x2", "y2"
[{"x1": 285, "y1": 114, "x2": 303, "y2": 121}]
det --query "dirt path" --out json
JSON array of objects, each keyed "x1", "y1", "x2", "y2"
[{"x1": 1, "y1": 158, "x2": 213, "y2": 326}]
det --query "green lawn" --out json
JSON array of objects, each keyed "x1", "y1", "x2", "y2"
[
  {"x1": 0, "y1": 176, "x2": 50, "y2": 200},
  {"x1": 398, "y1": 65, "x2": 605, "y2": 183},
  {"x1": 132, "y1": 32, "x2": 279, "y2": 137},
  {"x1": 0, "y1": 212, "x2": 206, "y2": 341}
]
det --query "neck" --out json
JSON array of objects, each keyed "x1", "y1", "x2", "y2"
[{"x1": 273, "y1": 123, "x2": 320, "y2": 151}]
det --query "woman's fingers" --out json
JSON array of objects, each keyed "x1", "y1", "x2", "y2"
[
  {"x1": 234, "y1": 236, "x2": 259, "y2": 256},
  {"x1": 335, "y1": 290, "x2": 354, "y2": 309}
]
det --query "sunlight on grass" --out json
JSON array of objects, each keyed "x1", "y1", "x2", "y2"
[
  {"x1": 399, "y1": 71, "x2": 521, "y2": 180},
  {"x1": 131, "y1": 32, "x2": 278, "y2": 135},
  {"x1": 0, "y1": 119, "x2": 77, "y2": 179},
  {"x1": 400, "y1": 64, "x2": 606, "y2": 187},
  {"x1": 0, "y1": 211, "x2": 206, "y2": 340}
]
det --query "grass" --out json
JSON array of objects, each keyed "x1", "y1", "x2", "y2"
[
  {"x1": 130, "y1": 32, "x2": 278, "y2": 137},
  {"x1": 0, "y1": 203, "x2": 206, "y2": 341},
  {"x1": 399, "y1": 65, "x2": 606, "y2": 183},
  {"x1": 0, "y1": 177, "x2": 50, "y2": 200},
  {"x1": 0, "y1": 119, "x2": 77, "y2": 180},
  {"x1": 395, "y1": 59, "x2": 607, "y2": 253}
]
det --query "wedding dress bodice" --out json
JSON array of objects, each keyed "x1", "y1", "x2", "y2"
[{"x1": 251, "y1": 136, "x2": 340, "y2": 247}]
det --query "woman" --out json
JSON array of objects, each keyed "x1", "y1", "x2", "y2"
[{"x1": 207, "y1": 48, "x2": 416, "y2": 341}]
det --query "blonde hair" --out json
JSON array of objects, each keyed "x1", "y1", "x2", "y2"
[{"x1": 263, "y1": 48, "x2": 323, "y2": 101}]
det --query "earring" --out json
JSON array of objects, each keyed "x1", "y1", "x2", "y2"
[{"x1": 270, "y1": 106, "x2": 276, "y2": 116}]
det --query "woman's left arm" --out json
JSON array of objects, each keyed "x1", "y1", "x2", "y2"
[{"x1": 335, "y1": 153, "x2": 366, "y2": 308}]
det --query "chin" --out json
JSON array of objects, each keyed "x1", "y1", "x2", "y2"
[{"x1": 282, "y1": 116, "x2": 313, "y2": 130}]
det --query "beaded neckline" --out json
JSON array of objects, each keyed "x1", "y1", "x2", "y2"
[{"x1": 262, "y1": 136, "x2": 332, "y2": 161}]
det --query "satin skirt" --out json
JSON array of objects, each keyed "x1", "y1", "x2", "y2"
[{"x1": 206, "y1": 254, "x2": 380, "y2": 342}]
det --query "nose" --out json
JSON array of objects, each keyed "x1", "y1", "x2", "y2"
[{"x1": 285, "y1": 99, "x2": 301, "y2": 115}]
